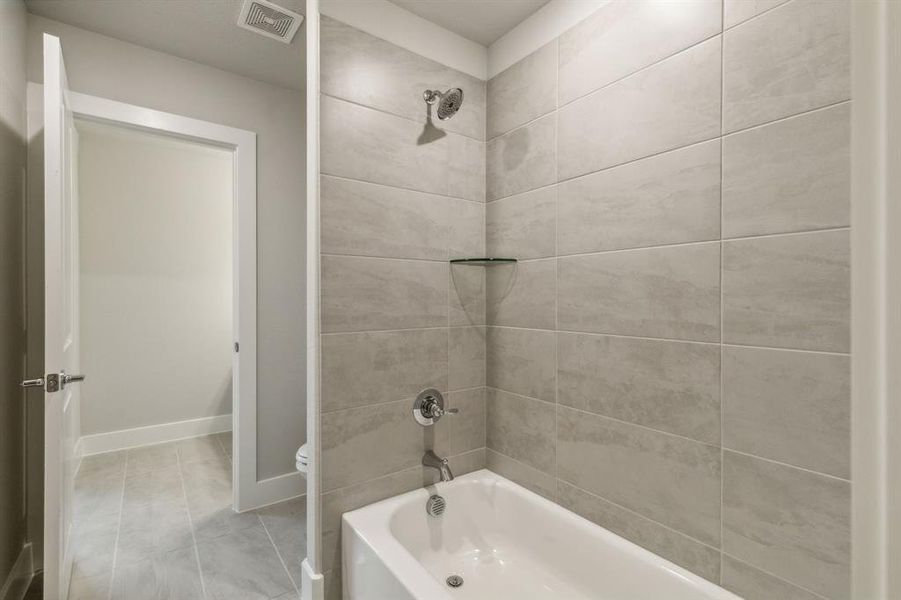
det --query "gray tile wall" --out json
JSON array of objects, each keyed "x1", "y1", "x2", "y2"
[
  {"x1": 318, "y1": 16, "x2": 488, "y2": 593},
  {"x1": 484, "y1": 1, "x2": 850, "y2": 599}
]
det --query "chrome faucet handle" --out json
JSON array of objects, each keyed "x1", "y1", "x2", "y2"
[{"x1": 413, "y1": 389, "x2": 457, "y2": 426}]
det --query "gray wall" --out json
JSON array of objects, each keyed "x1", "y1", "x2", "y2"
[
  {"x1": 26, "y1": 14, "x2": 306, "y2": 480},
  {"x1": 318, "y1": 16, "x2": 487, "y2": 594},
  {"x1": 0, "y1": 0, "x2": 28, "y2": 588},
  {"x1": 484, "y1": 1, "x2": 850, "y2": 599}
]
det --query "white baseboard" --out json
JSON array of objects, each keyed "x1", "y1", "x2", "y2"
[
  {"x1": 80, "y1": 414, "x2": 232, "y2": 455},
  {"x1": 239, "y1": 470, "x2": 306, "y2": 511},
  {"x1": 0, "y1": 543, "x2": 33, "y2": 600},
  {"x1": 301, "y1": 559, "x2": 324, "y2": 600}
]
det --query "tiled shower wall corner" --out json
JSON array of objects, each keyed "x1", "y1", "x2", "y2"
[
  {"x1": 317, "y1": 15, "x2": 489, "y2": 594},
  {"x1": 484, "y1": 1, "x2": 850, "y2": 600}
]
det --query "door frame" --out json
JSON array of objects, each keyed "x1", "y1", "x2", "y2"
[{"x1": 66, "y1": 91, "x2": 261, "y2": 511}]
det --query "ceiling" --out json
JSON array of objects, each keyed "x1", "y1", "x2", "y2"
[
  {"x1": 388, "y1": 0, "x2": 550, "y2": 46},
  {"x1": 25, "y1": 0, "x2": 306, "y2": 90}
]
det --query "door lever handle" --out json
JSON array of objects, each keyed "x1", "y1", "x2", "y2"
[
  {"x1": 21, "y1": 378, "x2": 45, "y2": 388},
  {"x1": 63, "y1": 374, "x2": 85, "y2": 385}
]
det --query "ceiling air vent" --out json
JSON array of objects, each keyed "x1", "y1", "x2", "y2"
[{"x1": 237, "y1": 0, "x2": 304, "y2": 44}]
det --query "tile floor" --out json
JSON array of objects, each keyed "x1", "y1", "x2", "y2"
[{"x1": 68, "y1": 432, "x2": 306, "y2": 600}]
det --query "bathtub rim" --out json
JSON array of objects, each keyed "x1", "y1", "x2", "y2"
[{"x1": 341, "y1": 468, "x2": 741, "y2": 600}]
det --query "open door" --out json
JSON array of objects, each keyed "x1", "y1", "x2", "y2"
[{"x1": 39, "y1": 33, "x2": 81, "y2": 600}]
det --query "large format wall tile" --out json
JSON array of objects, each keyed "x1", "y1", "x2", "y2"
[
  {"x1": 558, "y1": 37, "x2": 721, "y2": 181},
  {"x1": 724, "y1": 0, "x2": 791, "y2": 29},
  {"x1": 558, "y1": 243, "x2": 720, "y2": 342},
  {"x1": 557, "y1": 333, "x2": 720, "y2": 444},
  {"x1": 449, "y1": 326, "x2": 486, "y2": 390},
  {"x1": 558, "y1": 0, "x2": 722, "y2": 106},
  {"x1": 721, "y1": 554, "x2": 825, "y2": 600},
  {"x1": 486, "y1": 449, "x2": 556, "y2": 501},
  {"x1": 449, "y1": 266, "x2": 486, "y2": 326},
  {"x1": 557, "y1": 140, "x2": 721, "y2": 255},
  {"x1": 487, "y1": 187, "x2": 557, "y2": 259},
  {"x1": 486, "y1": 327, "x2": 556, "y2": 402},
  {"x1": 723, "y1": 346, "x2": 849, "y2": 478},
  {"x1": 488, "y1": 41, "x2": 557, "y2": 139},
  {"x1": 321, "y1": 329, "x2": 448, "y2": 413},
  {"x1": 447, "y1": 135, "x2": 486, "y2": 202},
  {"x1": 723, "y1": 103, "x2": 850, "y2": 237},
  {"x1": 321, "y1": 16, "x2": 486, "y2": 141},
  {"x1": 486, "y1": 388, "x2": 556, "y2": 475},
  {"x1": 723, "y1": 0, "x2": 850, "y2": 132},
  {"x1": 723, "y1": 451, "x2": 850, "y2": 600},
  {"x1": 321, "y1": 95, "x2": 447, "y2": 195},
  {"x1": 322, "y1": 398, "x2": 450, "y2": 492},
  {"x1": 486, "y1": 113, "x2": 556, "y2": 200},
  {"x1": 321, "y1": 175, "x2": 448, "y2": 260},
  {"x1": 557, "y1": 406, "x2": 721, "y2": 546},
  {"x1": 449, "y1": 388, "x2": 486, "y2": 454},
  {"x1": 486, "y1": 260, "x2": 556, "y2": 330},
  {"x1": 447, "y1": 198, "x2": 485, "y2": 258},
  {"x1": 722, "y1": 230, "x2": 850, "y2": 352},
  {"x1": 557, "y1": 481, "x2": 721, "y2": 583},
  {"x1": 321, "y1": 255, "x2": 447, "y2": 332}
]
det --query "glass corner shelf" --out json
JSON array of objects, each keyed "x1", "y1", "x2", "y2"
[{"x1": 449, "y1": 258, "x2": 518, "y2": 266}]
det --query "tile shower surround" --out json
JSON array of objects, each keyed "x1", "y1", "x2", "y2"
[{"x1": 319, "y1": 1, "x2": 850, "y2": 599}]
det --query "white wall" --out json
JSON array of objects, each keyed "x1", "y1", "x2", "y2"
[
  {"x1": 77, "y1": 121, "x2": 233, "y2": 435},
  {"x1": 26, "y1": 14, "x2": 306, "y2": 480}
]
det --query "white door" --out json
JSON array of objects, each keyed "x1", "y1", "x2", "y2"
[{"x1": 43, "y1": 33, "x2": 81, "y2": 600}]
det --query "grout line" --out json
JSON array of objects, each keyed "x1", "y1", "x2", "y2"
[
  {"x1": 511, "y1": 225, "x2": 850, "y2": 263},
  {"x1": 722, "y1": 0, "x2": 793, "y2": 32},
  {"x1": 555, "y1": 472, "x2": 723, "y2": 554},
  {"x1": 718, "y1": 0, "x2": 726, "y2": 579},
  {"x1": 259, "y1": 513, "x2": 301, "y2": 596},
  {"x1": 174, "y1": 444, "x2": 208, "y2": 599},
  {"x1": 721, "y1": 98, "x2": 851, "y2": 138},
  {"x1": 552, "y1": 41, "x2": 560, "y2": 500},
  {"x1": 722, "y1": 448, "x2": 851, "y2": 483},
  {"x1": 488, "y1": 324, "x2": 850, "y2": 356},
  {"x1": 719, "y1": 552, "x2": 832, "y2": 600},
  {"x1": 321, "y1": 252, "x2": 450, "y2": 264},
  {"x1": 485, "y1": 98, "x2": 850, "y2": 205},
  {"x1": 105, "y1": 453, "x2": 128, "y2": 600},
  {"x1": 321, "y1": 172, "x2": 486, "y2": 205},
  {"x1": 321, "y1": 92, "x2": 486, "y2": 144},
  {"x1": 489, "y1": 32, "x2": 724, "y2": 144},
  {"x1": 322, "y1": 386, "x2": 485, "y2": 416}
]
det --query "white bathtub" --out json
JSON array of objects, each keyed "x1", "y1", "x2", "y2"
[{"x1": 342, "y1": 469, "x2": 741, "y2": 600}]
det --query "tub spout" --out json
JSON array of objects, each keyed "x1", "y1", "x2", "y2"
[{"x1": 423, "y1": 450, "x2": 454, "y2": 482}]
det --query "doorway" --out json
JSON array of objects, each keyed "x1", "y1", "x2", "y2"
[{"x1": 46, "y1": 83, "x2": 266, "y2": 598}]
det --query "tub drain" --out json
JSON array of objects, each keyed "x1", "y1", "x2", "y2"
[{"x1": 446, "y1": 575, "x2": 463, "y2": 588}]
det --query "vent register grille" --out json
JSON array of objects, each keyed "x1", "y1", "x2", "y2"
[{"x1": 237, "y1": 0, "x2": 304, "y2": 43}]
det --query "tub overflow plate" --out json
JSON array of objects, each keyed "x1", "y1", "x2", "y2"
[{"x1": 446, "y1": 575, "x2": 464, "y2": 588}]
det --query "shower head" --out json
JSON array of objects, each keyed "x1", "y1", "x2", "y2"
[{"x1": 423, "y1": 88, "x2": 464, "y2": 120}]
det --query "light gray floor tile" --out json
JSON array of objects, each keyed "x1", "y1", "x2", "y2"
[
  {"x1": 258, "y1": 497, "x2": 307, "y2": 588},
  {"x1": 111, "y1": 546, "x2": 204, "y2": 600},
  {"x1": 78, "y1": 451, "x2": 126, "y2": 479},
  {"x1": 68, "y1": 434, "x2": 304, "y2": 600},
  {"x1": 122, "y1": 466, "x2": 185, "y2": 513},
  {"x1": 117, "y1": 502, "x2": 194, "y2": 567},
  {"x1": 68, "y1": 573, "x2": 111, "y2": 600},
  {"x1": 126, "y1": 442, "x2": 178, "y2": 475},
  {"x1": 215, "y1": 432, "x2": 233, "y2": 459},
  {"x1": 177, "y1": 435, "x2": 227, "y2": 465},
  {"x1": 197, "y1": 522, "x2": 295, "y2": 600}
]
